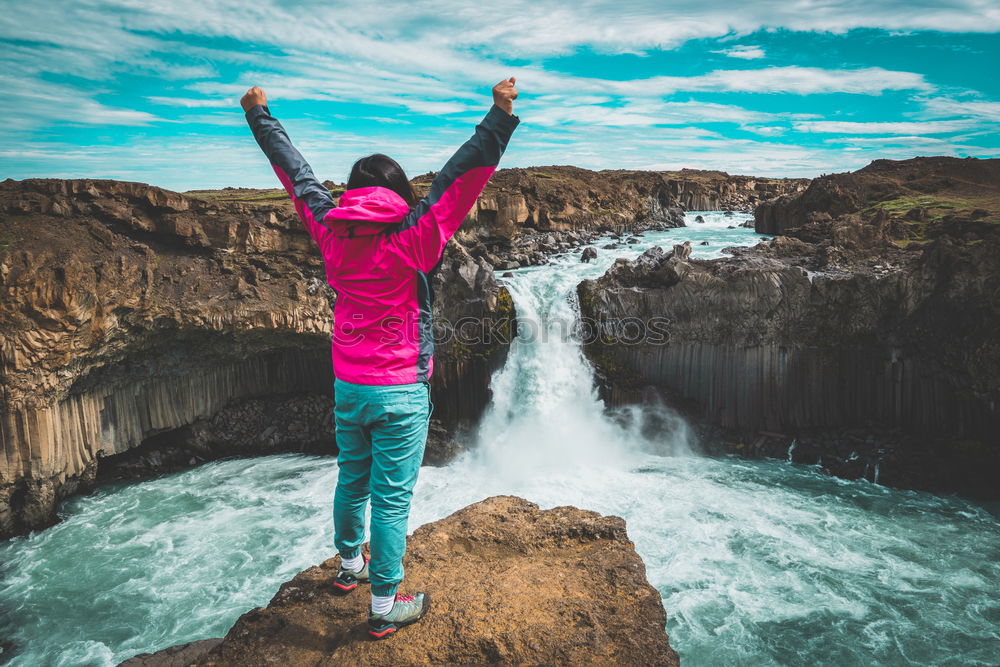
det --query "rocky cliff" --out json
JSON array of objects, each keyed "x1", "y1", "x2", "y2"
[
  {"x1": 579, "y1": 157, "x2": 1000, "y2": 497},
  {"x1": 755, "y1": 156, "x2": 1000, "y2": 241},
  {"x1": 121, "y1": 496, "x2": 679, "y2": 667},
  {"x1": 413, "y1": 165, "x2": 806, "y2": 247},
  {"x1": 0, "y1": 178, "x2": 513, "y2": 538}
]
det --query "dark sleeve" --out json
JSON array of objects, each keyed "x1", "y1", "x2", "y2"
[
  {"x1": 387, "y1": 104, "x2": 520, "y2": 271},
  {"x1": 245, "y1": 104, "x2": 335, "y2": 242}
]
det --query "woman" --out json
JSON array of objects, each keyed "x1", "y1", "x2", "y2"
[{"x1": 241, "y1": 78, "x2": 519, "y2": 639}]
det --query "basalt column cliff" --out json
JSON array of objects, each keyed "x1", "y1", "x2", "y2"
[
  {"x1": 0, "y1": 179, "x2": 513, "y2": 538},
  {"x1": 579, "y1": 157, "x2": 1000, "y2": 496}
]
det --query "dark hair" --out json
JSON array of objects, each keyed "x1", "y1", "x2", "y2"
[{"x1": 346, "y1": 154, "x2": 417, "y2": 208}]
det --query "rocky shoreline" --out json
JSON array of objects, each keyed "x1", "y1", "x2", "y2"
[{"x1": 119, "y1": 496, "x2": 680, "y2": 667}]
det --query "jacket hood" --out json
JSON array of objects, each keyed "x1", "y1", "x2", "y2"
[{"x1": 325, "y1": 186, "x2": 411, "y2": 236}]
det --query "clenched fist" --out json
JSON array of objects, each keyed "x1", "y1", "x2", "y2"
[
  {"x1": 492, "y1": 77, "x2": 518, "y2": 115},
  {"x1": 240, "y1": 86, "x2": 268, "y2": 112}
]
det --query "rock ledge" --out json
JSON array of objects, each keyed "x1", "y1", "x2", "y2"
[{"x1": 122, "y1": 496, "x2": 678, "y2": 667}]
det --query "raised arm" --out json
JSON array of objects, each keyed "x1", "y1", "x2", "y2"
[
  {"x1": 242, "y1": 86, "x2": 334, "y2": 244},
  {"x1": 388, "y1": 78, "x2": 520, "y2": 272}
]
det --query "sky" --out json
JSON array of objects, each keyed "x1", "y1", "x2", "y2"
[{"x1": 1, "y1": 1, "x2": 999, "y2": 191}]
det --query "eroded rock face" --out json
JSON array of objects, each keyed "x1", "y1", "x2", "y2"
[
  {"x1": 0, "y1": 178, "x2": 514, "y2": 538},
  {"x1": 415, "y1": 165, "x2": 807, "y2": 246},
  {"x1": 429, "y1": 241, "x2": 516, "y2": 429},
  {"x1": 578, "y1": 160, "x2": 1000, "y2": 497},
  {"x1": 122, "y1": 496, "x2": 678, "y2": 667}
]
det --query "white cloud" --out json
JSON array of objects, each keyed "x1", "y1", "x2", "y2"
[
  {"x1": 794, "y1": 119, "x2": 975, "y2": 134},
  {"x1": 0, "y1": 74, "x2": 160, "y2": 128},
  {"x1": 479, "y1": 67, "x2": 929, "y2": 102},
  {"x1": 819, "y1": 134, "x2": 1000, "y2": 160},
  {"x1": 172, "y1": 113, "x2": 246, "y2": 127},
  {"x1": 331, "y1": 114, "x2": 413, "y2": 125},
  {"x1": 399, "y1": 100, "x2": 473, "y2": 115},
  {"x1": 916, "y1": 97, "x2": 1000, "y2": 122},
  {"x1": 534, "y1": 65, "x2": 930, "y2": 97},
  {"x1": 716, "y1": 45, "x2": 766, "y2": 59},
  {"x1": 146, "y1": 96, "x2": 234, "y2": 108},
  {"x1": 742, "y1": 125, "x2": 787, "y2": 136},
  {"x1": 825, "y1": 135, "x2": 963, "y2": 146},
  {"x1": 673, "y1": 66, "x2": 929, "y2": 95},
  {"x1": 524, "y1": 99, "x2": 779, "y2": 128}
]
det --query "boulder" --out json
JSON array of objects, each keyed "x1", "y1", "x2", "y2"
[
  {"x1": 125, "y1": 496, "x2": 679, "y2": 667},
  {"x1": 421, "y1": 420, "x2": 465, "y2": 466},
  {"x1": 580, "y1": 246, "x2": 598, "y2": 263}
]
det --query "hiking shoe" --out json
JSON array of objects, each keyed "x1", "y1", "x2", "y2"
[
  {"x1": 332, "y1": 555, "x2": 369, "y2": 594},
  {"x1": 367, "y1": 593, "x2": 430, "y2": 639}
]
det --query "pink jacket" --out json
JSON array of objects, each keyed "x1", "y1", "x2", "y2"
[{"x1": 246, "y1": 104, "x2": 520, "y2": 384}]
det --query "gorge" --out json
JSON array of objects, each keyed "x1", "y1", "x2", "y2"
[
  {"x1": 1, "y1": 161, "x2": 999, "y2": 666},
  {"x1": 0, "y1": 167, "x2": 806, "y2": 538}
]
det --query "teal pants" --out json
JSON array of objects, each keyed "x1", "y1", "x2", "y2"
[{"x1": 332, "y1": 378, "x2": 430, "y2": 597}]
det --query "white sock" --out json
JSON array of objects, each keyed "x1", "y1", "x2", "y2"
[
  {"x1": 371, "y1": 593, "x2": 395, "y2": 615},
  {"x1": 340, "y1": 554, "x2": 364, "y2": 572}
]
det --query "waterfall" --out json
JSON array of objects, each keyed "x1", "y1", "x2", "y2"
[{"x1": 470, "y1": 247, "x2": 693, "y2": 484}]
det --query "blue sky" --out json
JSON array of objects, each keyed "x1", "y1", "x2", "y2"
[{"x1": 2, "y1": 1, "x2": 999, "y2": 190}]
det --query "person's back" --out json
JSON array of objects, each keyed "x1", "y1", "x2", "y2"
[{"x1": 242, "y1": 78, "x2": 520, "y2": 638}]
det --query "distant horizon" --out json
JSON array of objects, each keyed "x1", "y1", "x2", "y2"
[{"x1": 2, "y1": 2, "x2": 999, "y2": 191}]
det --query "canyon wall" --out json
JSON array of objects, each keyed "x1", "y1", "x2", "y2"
[
  {"x1": 579, "y1": 157, "x2": 1000, "y2": 497},
  {"x1": 0, "y1": 178, "x2": 512, "y2": 538}
]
